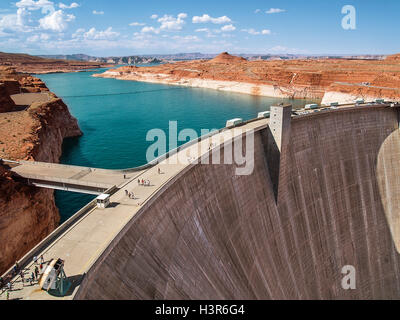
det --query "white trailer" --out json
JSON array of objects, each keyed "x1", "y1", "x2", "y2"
[{"x1": 226, "y1": 118, "x2": 243, "y2": 127}]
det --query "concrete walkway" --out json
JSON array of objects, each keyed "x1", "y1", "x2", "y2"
[
  {"x1": 0, "y1": 117, "x2": 269, "y2": 300},
  {"x1": 9, "y1": 162, "x2": 131, "y2": 194}
]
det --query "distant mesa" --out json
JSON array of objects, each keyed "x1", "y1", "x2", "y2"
[
  {"x1": 208, "y1": 52, "x2": 247, "y2": 64},
  {"x1": 386, "y1": 53, "x2": 400, "y2": 61}
]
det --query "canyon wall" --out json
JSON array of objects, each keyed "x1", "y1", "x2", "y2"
[
  {"x1": 0, "y1": 83, "x2": 15, "y2": 113},
  {"x1": 96, "y1": 52, "x2": 400, "y2": 103},
  {"x1": 0, "y1": 52, "x2": 110, "y2": 74},
  {"x1": 76, "y1": 106, "x2": 400, "y2": 300},
  {"x1": 0, "y1": 74, "x2": 81, "y2": 274}
]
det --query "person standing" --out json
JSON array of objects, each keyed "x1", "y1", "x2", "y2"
[
  {"x1": 33, "y1": 256, "x2": 38, "y2": 265},
  {"x1": 40, "y1": 255, "x2": 44, "y2": 264},
  {"x1": 20, "y1": 271, "x2": 24, "y2": 286},
  {"x1": 6, "y1": 290, "x2": 9, "y2": 300},
  {"x1": 31, "y1": 272, "x2": 35, "y2": 285},
  {"x1": 34, "y1": 266, "x2": 39, "y2": 280}
]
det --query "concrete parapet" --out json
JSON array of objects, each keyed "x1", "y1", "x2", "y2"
[{"x1": 266, "y1": 104, "x2": 292, "y2": 200}]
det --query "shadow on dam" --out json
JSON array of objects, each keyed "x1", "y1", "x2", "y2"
[{"x1": 75, "y1": 106, "x2": 400, "y2": 300}]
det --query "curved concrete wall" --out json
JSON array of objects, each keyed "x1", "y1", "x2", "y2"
[{"x1": 76, "y1": 106, "x2": 400, "y2": 300}]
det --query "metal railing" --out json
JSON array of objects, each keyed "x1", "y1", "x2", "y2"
[
  {"x1": 21, "y1": 173, "x2": 113, "y2": 189},
  {"x1": 0, "y1": 185, "x2": 119, "y2": 286}
]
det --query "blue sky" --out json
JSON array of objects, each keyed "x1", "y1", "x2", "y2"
[{"x1": 0, "y1": 0, "x2": 399, "y2": 56}]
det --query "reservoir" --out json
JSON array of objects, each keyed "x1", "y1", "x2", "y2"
[{"x1": 37, "y1": 68, "x2": 314, "y2": 223}]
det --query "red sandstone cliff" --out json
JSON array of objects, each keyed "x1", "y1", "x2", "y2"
[
  {"x1": 0, "y1": 52, "x2": 110, "y2": 74},
  {"x1": 0, "y1": 70, "x2": 82, "y2": 274},
  {"x1": 97, "y1": 52, "x2": 400, "y2": 102},
  {"x1": 0, "y1": 83, "x2": 15, "y2": 112}
]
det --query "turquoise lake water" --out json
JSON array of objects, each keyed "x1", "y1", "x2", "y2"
[{"x1": 38, "y1": 68, "x2": 314, "y2": 223}]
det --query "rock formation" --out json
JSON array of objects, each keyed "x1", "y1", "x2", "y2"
[
  {"x1": 385, "y1": 53, "x2": 400, "y2": 61},
  {"x1": 0, "y1": 52, "x2": 111, "y2": 74},
  {"x1": 0, "y1": 83, "x2": 15, "y2": 113},
  {"x1": 0, "y1": 70, "x2": 82, "y2": 274},
  {"x1": 96, "y1": 52, "x2": 400, "y2": 104},
  {"x1": 207, "y1": 52, "x2": 247, "y2": 64}
]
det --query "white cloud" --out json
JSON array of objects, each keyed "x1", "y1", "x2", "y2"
[
  {"x1": 158, "y1": 13, "x2": 187, "y2": 31},
  {"x1": 92, "y1": 10, "x2": 104, "y2": 15},
  {"x1": 242, "y1": 28, "x2": 271, "y2": 35},
  {"x1": 129, "y1": 22, "x2": 145, "y2": 26},
  {"x1": 194, "y1": 27, "x2": 217, "y2": 38},
  {"x1": 71, "y1": 27, "x2": 84, "y2": 37},
  {"x1": 265, "y1": 46, "x2": 308, "y2": 54},
  {"x1": 141, "y1": 26, "x2": 160, "y2": 34},
  {"x1": 192, "y1": 14, "x2": 232, "y2": 24},
  {"x1": 0, "y1": 8, "x2": 30, "y2": 32},
  {"x1": 59, "y1": 2, "x2": 79, "y2": 9},
  {"x1": 266, "y1": 8, "x2": 285, "y2": 14},
  {"x1": 221, "y1": 24, "x2": 235, "y2": 32},
  {"x1": 150, "y1": 14, "x2": 158, "y2": 19},
  {"x1": 27, "y1": 34, "x2": 39, "y2": 42},
  {"x1": 16, "y1": 0, "x2": 54, "y2": 12},
  {"x1": 27, "y1": 32, "x2": 50, "y2": 41},
  {"x1": 39, "y1": 9, "x2": 75, "y2": 32},
  {"x1": 40, "y1": 32, "x2": 50, "y2": 40},
  {"x1": 195, "y1": 28, "x2": 209, "y2": 32},
  {"x1": 242, "y1": 28, "x2": 259, "y2": 35},
  {"x1": 254, "y1": 9, "x2": 261, "y2": 14},
  {"x1": 171, "y1": 35, "x2": 199, "y2": 42},
  {"x1": 0, "y1": 0, "x2": 75, "y2": 33},
  {"x1": 83, "y1": 27, "x2": 120, "y2": 40}
]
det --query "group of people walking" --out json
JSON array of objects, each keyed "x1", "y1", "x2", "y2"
[
  {"x1": 124, "y1": 167, "x2": 164, "y2": 200},
  {"x1": 138, "y1": 178, "x2": 151, "y2": 186},
  {"x1": 2, "y1": 254, "x2": 45, "y2": 300},
  {"x1": 125, "y1": 190, "x2": 135, "y2": 199}
]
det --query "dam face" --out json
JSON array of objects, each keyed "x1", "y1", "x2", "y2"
[{"x1": 75, "y1": 106, "x2": 400, "y2": 300}]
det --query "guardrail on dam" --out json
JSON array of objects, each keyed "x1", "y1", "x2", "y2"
[
  {"x1": 3, "y1": 101, "x2": 400, "y2": 300},
  {"x1": 73, "y1": 102, "x2": 400, "y2": 300}
]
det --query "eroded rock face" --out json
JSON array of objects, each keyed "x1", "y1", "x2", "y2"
[
  {"x1": 97, "y1": 52, "x2": 400, "y2": 102},
  {"x1": 0, "y1": 52, "x2": 110, "y2": 74},
  {"x1": 386, "y1": 53, "x2": 400, "y2": 61},
  {"x1": 0, "y1": 73, "x2": 82, "y2": 274},
  {"x1": 0, "y1": 83, "x2": 15, "y2": 113},
  {"x1": 0, "y1": 164, "x2": 59, "y2": 274}
]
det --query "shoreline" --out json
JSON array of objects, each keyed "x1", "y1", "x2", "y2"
[
  {"x1": 94, "y1": 70, "x2": 397, "y2": 105},
  {"x1": 94, "y1": 71, "x2": 325, "y2": 101}
]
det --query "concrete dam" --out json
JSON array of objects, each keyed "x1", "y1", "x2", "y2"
[
  {"x1": 77, "y1": 103, "x2": 400, "y2": 299},
  {"x1": 2, "y1": 102, "x2": 400, "y2": 299}
]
